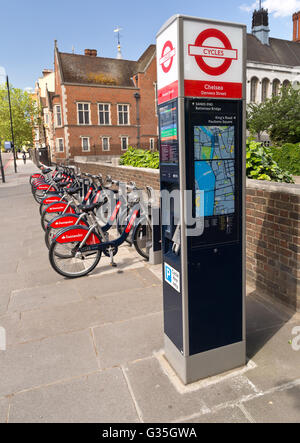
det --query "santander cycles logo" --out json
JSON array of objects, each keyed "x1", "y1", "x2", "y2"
[
  {"x1": 159, "y1": 40, "x2": 176, "y2": 73},
  {"x1": 188, "y1": 28, "x2": 238, "y2": 76}
]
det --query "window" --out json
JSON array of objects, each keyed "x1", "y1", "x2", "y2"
[
  {"x1": 150, "y1": 138, "x2": 155, "y2": 151},
  {"x1": 98, "y1": 103, "x2": 110, "y2": 125},
  {"x1": 261, "y1": 78, "x2": 270, "y2": 102},
  {"x1": 44, "y1": 110, "x2": 49, "y2": 125},
  {"x1": 35, "y1": 129, "x2": 39, "y2": 141},
  {"x1": 272, "y1": 79, "x2": 280, "y2": 96},
  {"x1": 118, "y1": 104, "x2": 129, "y2": 125},
  {"x1": 77, "y1": 103, "x2": 90, "y2": 125},
  {"x1": 102, "y1": 137, "x2": 110, "y2": 151},
  {"x1": 54, "y1": 105, "x2": 62, "y2": 127},
  {"x1": 81, "y1": 137, "x2": 90, "y2": 152},
  {"x1": 56, "y1": 138, "x2": 64, "y2": 152},
  {"x1": 121, "y1": 136, "x2": 128, "y2": 151},
  {"x1": 250, "y1": 77, "x2": 259, "y2": 103},
  {"x1": 283, "y1": 80, "x2": 291, "y2": 89}
]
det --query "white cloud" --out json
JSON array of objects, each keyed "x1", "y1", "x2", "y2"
[
  {"x1": 240, "y1": 0, "x2": 300, "y2": 17},
  {"x1": 240, "y1": 1, "x2": 258, "y2": 13}
]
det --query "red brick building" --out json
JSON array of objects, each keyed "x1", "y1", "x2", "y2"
[{"x1": 49, "y1": 42, "x2": 158, "y2": 161}]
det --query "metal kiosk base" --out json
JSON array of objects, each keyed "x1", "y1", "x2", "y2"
[{"x1": 164, "y1": 335, "x2": 246, "y2": 385}]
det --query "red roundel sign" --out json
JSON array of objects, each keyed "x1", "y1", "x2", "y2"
[
  {"x1": 160, "y1": 40, "x2": 176, "y2": 73},
  {"x1": 188, "y1": 28, "x2": 238, "y2": 76}
]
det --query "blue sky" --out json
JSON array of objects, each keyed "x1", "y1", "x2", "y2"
[{"x1": 1, "y1": 0, "x2": 298, "y2": 90}]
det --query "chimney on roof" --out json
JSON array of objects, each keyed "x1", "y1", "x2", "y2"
[
  {"x1": 252, "y1": 7, "x2": 270, "y2": 45},
  {"x1": 42, "y1": 69, "x2": 53, "y2": 77},
  {"x1": 293, "y1": 11, "x2": 300, "y2": 42},
  {"x1": 84, "y1": 49, "x2": 97, "y2": 56}
]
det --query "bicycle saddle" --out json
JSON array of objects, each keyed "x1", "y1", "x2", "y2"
[
  {"x1": 53, "y1": 176, "x2": 64, "y2": 183},
  {"x1": 78, "y1": 202, "x2": 102, "y2": 213},
  {"x1": 66, "y1": 186, "x2": 81, "y2": 195},
  {"x1": 42, "y1": 168, "x2": 52, "y2": 174}
]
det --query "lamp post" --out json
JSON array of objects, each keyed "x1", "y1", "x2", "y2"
[
  {"x1": 0, "y1": 137, "x2": 5, "y2": 183},
  {"x1": 0, "y1": 67, "x2": 17, "y2": 173},
  {"x1": 134, "y1": 92, "x2": 141, "y2": 149},
  {"x1": 6, "y1": 76, "x2": 17, "y2": 173}
]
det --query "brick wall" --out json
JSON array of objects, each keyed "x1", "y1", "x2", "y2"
[
  {"x1": 73, "y1": 159, "x2": 300, "y2": 311},
  {"x1": 246, "y1": 180, "x2": 300, "y2": 312},
  {"x1": 73, "y1": 159, "x2": 160, "y2": 190}
]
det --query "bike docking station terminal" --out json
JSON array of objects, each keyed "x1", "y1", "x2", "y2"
[{"x1": 156, "y1": 15, "x2": 246, "y2": 384}]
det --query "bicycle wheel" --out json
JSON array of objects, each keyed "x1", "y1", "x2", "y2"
[
  {"x1": 33, "y1": 188, "x2": 46, "y2": 204},
  {"x1": 49, "y1": 240, "x2": 101, "y2": 278},
  {"x1": 41, "y1": 208, "x2": 65, "y2": 231},
  {"x1": 45, "y1": 217, "x2": 87, "y2": 252},
  {"x1": 39, "y1": 195, "x2": 62, "y2": 215},
  {"x1": 45, "y1": 226, "x2": 58, "y2": 250},
  {"x1": 133, "y1": 220, "x2": 152, "y2": 260}
]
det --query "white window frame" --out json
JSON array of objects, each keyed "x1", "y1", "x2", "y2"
[
  {"x1": 44, "y1": 109, "x2": 49, "y2": 125},
  {"x1": 120, "y1": 136, "x2": 129, "y2": 151},
  {"x1": 81, "y1": 136, "x2": 90, "y2": 152},
  {"x1": 77, "y1": 102, "x2": 91, "y2": 125},
  {"x1": 101, "y1": 136, "x2": 110, "y2": 151},
  {"x1": 56, "y1": 138, "x2": 64, "y2": 152},
  {"x1": 117, "y1": 104, "x2": 130, "y2": 126},
  {"x1": 98, "y1": 103, "x2": 111, "y2": 125},
  {"x1": 54, "y1": 105, "x2": 62, "y2": 127}
]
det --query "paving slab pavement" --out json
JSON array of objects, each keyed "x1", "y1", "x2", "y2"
[
  {"x1": 92, "y1": 312, "x2": 164, "y2": 369},
  {"x1": 0, "y1": 398, "x2": 9, "y2": 423},
  {"x1": 0, "y1": 159, "x2": 299, "y2": 423},
  {"x1": 0, "y1": 329, "x2": 99, "y2": 397},
  {"x1": 243, "y1": 384, "x2": 300, "y2": 423},
  {"x1": 8, "y1": 369, "x2": 139, "y2": 423}
]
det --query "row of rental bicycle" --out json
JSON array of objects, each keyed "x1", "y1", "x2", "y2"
[{"x1": 30, "y1": 164, "x2": 153, "y2": 278}]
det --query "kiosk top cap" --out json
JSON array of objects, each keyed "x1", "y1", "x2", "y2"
[{"x1": 156, "y1": 14, "x2": 246, "y2": 38}]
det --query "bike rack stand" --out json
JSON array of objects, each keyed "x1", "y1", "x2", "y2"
[{"x1": 149, "y1": 206, "x2": 162, "y2": 265}]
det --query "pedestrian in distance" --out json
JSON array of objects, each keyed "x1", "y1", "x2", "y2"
[{"x1": 22, "y1": 151, "x2": 26, "y2": 164}]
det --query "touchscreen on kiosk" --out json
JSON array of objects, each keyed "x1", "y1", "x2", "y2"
[{"x1": 159, "y1": 100, "x2": 179, "y2": 169}]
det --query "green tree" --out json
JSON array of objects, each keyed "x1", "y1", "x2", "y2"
[
  {"x1": 267, "y1": 86, "x2": 300, "y2": 144},
  {"x1": 0, "y1": 84, "x2": 39, "y2": 149},
  {"x1": 247, "y1": 101, "x2": 271, "y2": 141},
  {"x1": 247, "y1": 85, "x2": 300, "y2": 144}
]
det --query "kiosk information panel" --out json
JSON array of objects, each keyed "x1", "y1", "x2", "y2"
[
  {"x1": 157, "y1": 15, "x2": 246, "y2": 384},
  {"x1": 186, "y1": 98, "x2": 243, "y2": 356},
  {"x1": 187, "y1": 99, "x2": 243, "y2": 247}
]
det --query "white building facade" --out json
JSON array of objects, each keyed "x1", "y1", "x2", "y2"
[{"x1": 246, "y1": 8, "x2": 300, "y2": 104}]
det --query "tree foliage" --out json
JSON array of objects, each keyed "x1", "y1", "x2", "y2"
[
  {"x1": 247, "y1": 85, "x2": 300, "y2": 144},
  {"x1": 0, "y1": 84, "x2": 39, "y2": 148},
  {"x1": 270, "y1": 143, "x2": 300, "y2": 176}
]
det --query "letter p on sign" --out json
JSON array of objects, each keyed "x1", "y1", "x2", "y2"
[
  {"x1": 0, "y1": 327, "x2": 6, "y2": 351},
  {"x1": 165, "y1": 264, "x2": 172, "y2": 283}
]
